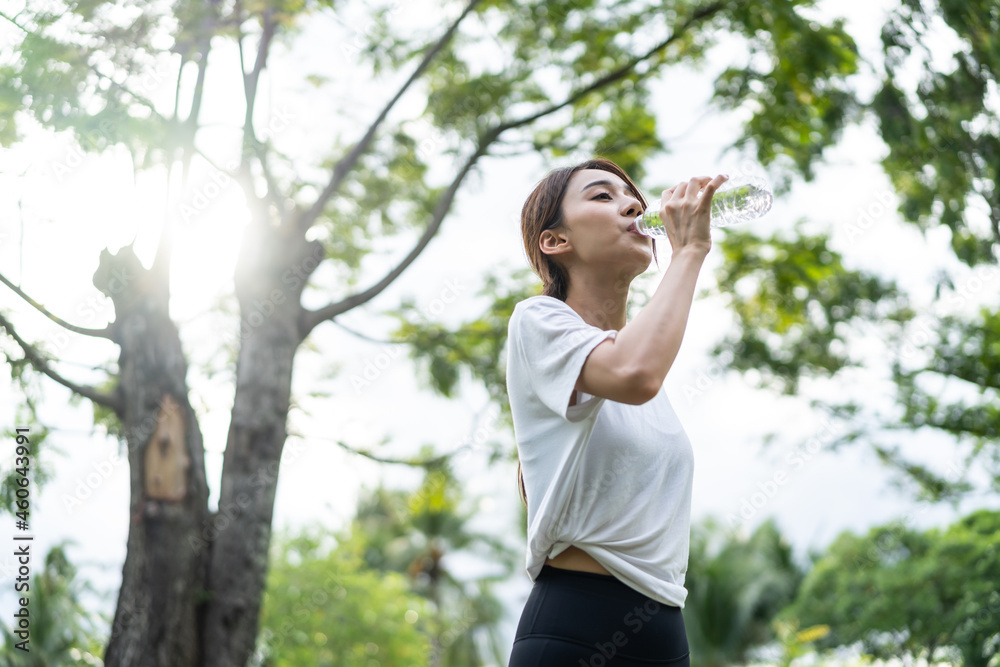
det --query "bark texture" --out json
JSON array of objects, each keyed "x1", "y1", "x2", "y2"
[
  {"x1": 200, "y1": 225, "x2": 322, "y2": 665},
  {"x1": 101, "y1": 245, "x2": 211, "y2": 667}
]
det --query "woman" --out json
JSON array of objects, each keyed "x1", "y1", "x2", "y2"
[{"x1": 505, "y1": 158, "x2": 727, "y2": 666}]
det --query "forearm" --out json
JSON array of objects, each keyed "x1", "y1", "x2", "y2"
[{"x1": 613, "y1": 245, "x2": 709, "y2": 394}]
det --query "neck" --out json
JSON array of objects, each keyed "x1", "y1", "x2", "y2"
[{"x1": 563, "y1": 268, "x2": 634, "y2": 331}]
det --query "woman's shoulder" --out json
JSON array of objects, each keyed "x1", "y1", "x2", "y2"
[
  {"x1": 517, "y1": 294, "x2": 564, "y2": 307},
  {"x1": 514, "y1": 294, "x2": 573, "y2": 316},
  {"x1": 511, "y1": 296, "x2": 581, "y2": 332}
]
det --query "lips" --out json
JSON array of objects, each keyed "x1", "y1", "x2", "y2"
[{"x1": 626, "y1": 221, "x2": 643, "y2": 235}]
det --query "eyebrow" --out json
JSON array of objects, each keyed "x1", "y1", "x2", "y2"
[
  {"x1": 581, "y1": 179, "x2": 628, "y2": 194},
  {"x1": 581, "y1": 179, "x2": 637, "y2": 200}
]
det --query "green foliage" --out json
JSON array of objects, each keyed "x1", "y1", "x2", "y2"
[
  {"x1": 714, "y1": 0, "x2": 861, "y2": 191},
  {"x1": 0, "y1": 542, "x2": 105, "y2": 666},
  {"x1": 313, "y1": 127, "x2": 444, "y2": 287},
  {"x1": 710, "y1": 214, "x2": 999, "y2": 500},
  {"x1": 7, "y1": 0, "x2": 997, "y2": 662},
  {"x1": 349, "y1": 463, "x2": 518, "y2": 666},
  {"x1": 0, "y1": 422, "x2": 52, "y2": 521},
  {"x1": 892, "y1": 307, "x2": 1000, "y2": 446},
  {"x1": 257, "y1": 526, "x2": 433, "y2": 667},
  {"x1": 711, "y1": 222, "x2": 906, "y2": 394},
  {"x1": 0, "y1": 342, "x2": 55, "y2": 518},
  {"x1": 0, "y1": 1, "x2": 172, "y2": 160},
  {"x1": 779, "y1": 508, "x2": 1000, "y2": 666},
  {"x1": 369, "y1": 0, "x2": 866, "y2": 190},
  {"x1": 873, "y1": 0, "x2": 1000, "y2": 266},
  {"x1": 684, "y1": 516, "x2": 804, "y2": 667},
  {"x1": 259, "y1": 462, "x2": 518, "y2": 667}
]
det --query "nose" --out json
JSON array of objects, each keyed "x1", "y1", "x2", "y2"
[{"x1": 621, "y1": 195, "x2": 641, "y2": 218}]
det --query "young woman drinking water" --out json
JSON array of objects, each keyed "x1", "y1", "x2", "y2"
[{"x1": 506, "y1": 158, "x2": 727, "y2": 666}]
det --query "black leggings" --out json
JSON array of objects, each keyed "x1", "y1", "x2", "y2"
[{"x1": 508, "y1": 564, "x2": 690, "y2": 666}]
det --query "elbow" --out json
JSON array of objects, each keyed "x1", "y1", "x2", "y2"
[{"x1": 626, "y1": 366, "x2": 662, "y2": 405}]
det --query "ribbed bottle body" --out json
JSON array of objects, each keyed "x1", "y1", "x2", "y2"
[{"x1": 634, "y1": 176, "x2": 773, "y2": 236}]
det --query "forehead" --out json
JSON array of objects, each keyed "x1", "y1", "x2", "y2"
[{"x1": 568, "y1": 168, "x2": 630, "y2": 194}]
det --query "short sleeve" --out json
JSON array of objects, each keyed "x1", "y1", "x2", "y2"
[{"x1": 509, "y1": 298, "x2": 618, "y2": 421}]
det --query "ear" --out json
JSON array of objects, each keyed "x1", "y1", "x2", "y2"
[{"x1": 539, "y1": 228, "x2": 572, "y2": 258}]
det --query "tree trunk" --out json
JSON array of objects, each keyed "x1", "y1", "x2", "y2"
[
  {"x1": 201, "y1": 224, "x2": 321, "y2": 665},
  {"x1": 102, "y1": 245, "x2": 211, "y2": 667},
  {"x1": 201, "y1": 329, "x2": 297, "y2": 665}
]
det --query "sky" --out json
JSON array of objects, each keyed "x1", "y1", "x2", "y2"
[{"x1": 0, "y1": 0, "x2": 998, "y2": 663}]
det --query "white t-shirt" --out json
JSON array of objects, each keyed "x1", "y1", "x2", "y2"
[{"x1": 505, "y1": 294, "x2": 695, "y2": 608}]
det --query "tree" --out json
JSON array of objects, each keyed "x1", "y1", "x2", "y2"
[
  {"x1": 682, "y1": 516, "x2": 804, "y2": 667},
  {"x1": 345, "y1": 461, "x2": 518, "y2": 666},
  {"x1": 704, "y1": 0, "x2": 999, "y2": 504},
  {"x1": 777, "y1": 508, "x2": 1000, "y2": 666},
  {"x1": 0, "y1": 0, "x2": 862, "y2": 664}
]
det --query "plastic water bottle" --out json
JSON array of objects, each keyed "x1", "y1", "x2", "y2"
[{"x1": 633, "y1": 175, "x2": 773, "y2": 236}]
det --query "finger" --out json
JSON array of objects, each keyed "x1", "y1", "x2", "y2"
[
  {"x1": 670, "y1": 181, "x2": 688, "y2": 199},
  {"x1": 699, "y1": 173, "x2": 730, "y2": 199},
  {"x1": 685, "y1": 176, "x2": 713, "y2": 199}
]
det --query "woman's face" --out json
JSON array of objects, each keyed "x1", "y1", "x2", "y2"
[{"x1": 541, "y1": 168, "x2": 653, "y2": 273}]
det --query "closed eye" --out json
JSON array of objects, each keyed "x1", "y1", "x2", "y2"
[{"x1": 592, "y1": 192, "x2": 612, "y2": 200}]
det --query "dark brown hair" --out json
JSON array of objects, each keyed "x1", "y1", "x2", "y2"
[{"x1": 515, "y1": 158, "x2": 659, "y2": 506}]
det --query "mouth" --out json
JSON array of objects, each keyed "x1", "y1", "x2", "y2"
[{"x1": 626, "y1": 221, "x2": 643, "y2": 236}]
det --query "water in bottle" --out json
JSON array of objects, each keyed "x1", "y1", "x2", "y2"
[{"x1": 633, "y1": 175, "x2": 773, "y2": 237}]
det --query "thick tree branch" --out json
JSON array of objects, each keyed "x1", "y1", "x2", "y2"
[
  {"x1": 298, "y1": 3, "x2": 725, "y2": 336},
  {"x1": 299, "y1": 127, "x2": 499, "y2": 337},
  {"x1": 0, "y1": 272, "x2": 114, "y2": 339},
  {"x1": 296, "y1": 0, "x2": 485, "y2": 232},
  {"x1": 0, "y1": 311, "x2": 122, "y2": 413},
  {"x1": 241, "y1": 9, "x2": 276, "y2": 152},
  {"x1": 499, "y1": 1, "x2": 725, "y2": 134},
  {"x1": 234, "y1": 9, "x2": 290, "y2": 221}
]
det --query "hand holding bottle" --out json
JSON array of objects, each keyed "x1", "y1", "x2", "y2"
[
  {"x1": 637, "y1": 174, "x2": 773, "y2": 239},
  {"x1": 653, "y1": 174, "x2": 729, "y2": 255}
]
